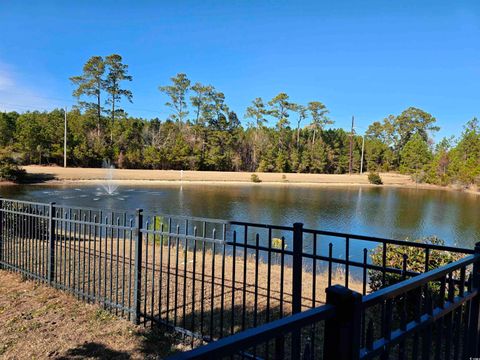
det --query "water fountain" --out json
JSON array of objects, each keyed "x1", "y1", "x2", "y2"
[{"x1": 101, "y1": 160, "x2": 119, "y2": 195}]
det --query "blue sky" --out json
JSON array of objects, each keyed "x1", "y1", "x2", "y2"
[{"x1": 0, "y1": 0, "x2": 479, "y2": 140}]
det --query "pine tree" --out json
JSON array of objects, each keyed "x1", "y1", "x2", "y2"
[
  {"x1": 104, "y1": 54, "x2": 133, "y2": 141},
  {"x1": 70, "y1": 56, "x2": 105, "y2": 136}
]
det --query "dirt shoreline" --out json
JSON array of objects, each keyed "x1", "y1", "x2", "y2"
[{"x1": 0, "y1": 165, "x2": 478, "y2": 195}]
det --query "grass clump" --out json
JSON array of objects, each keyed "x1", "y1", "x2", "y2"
[
  {"x1": 93, "y1": 309, "x2": 115, "y2": 322},
  {"x1": 368, "y1": 171, "x2": 383, "y2": 185}
]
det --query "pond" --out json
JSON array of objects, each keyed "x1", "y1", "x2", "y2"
[{"x1": 1, "y1": 183, "x2": 479, "y2": 249}]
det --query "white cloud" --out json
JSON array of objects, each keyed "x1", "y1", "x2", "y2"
[
  {"x1": 0, "y1": 61, "x2": 66, "y2": 112},
  {"x1": 0, "y1": 67, "x2": 14, "y2": 90}
]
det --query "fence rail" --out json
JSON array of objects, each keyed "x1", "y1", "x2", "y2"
[
  {"x1": 174, "y1": 252, "x2": 480, "y2": 359},
  {"x1": 0, "y1": 197, "x2": 478, "y2": 359},
  {"x1": 168, "y1": 302, "x2": 338, "y2": 360}
]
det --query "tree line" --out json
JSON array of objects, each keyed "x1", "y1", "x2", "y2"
[{"x1": 0, "y1": 54, "x2": 479, "y2": 187}]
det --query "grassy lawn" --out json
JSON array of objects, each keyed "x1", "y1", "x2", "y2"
[{"x1": 0, "y1": 270, "x2": 186, "y2": 359}]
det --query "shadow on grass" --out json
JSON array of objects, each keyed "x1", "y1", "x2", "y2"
[
  {"x1": 131, "y1": 303, "x2": 301, "y2": 359},
  {"x1": 133, "y1": 327, "x2": 183, "y2": 359},
  {"x1": 57, "y1": 304, "x2": 289, "y2": 359},
  {"x1": 55, "y1": 287, "x2": 321, "y2": 359},
  {"x1": 55, "y1": 325, "x2": 185, "y2": 359},
  {"x1": 56, "y1": 342, "x2": 132, "y2": 359},
  {"x1": 54, "y1": 328, "x2": 182, "y2": 359}
]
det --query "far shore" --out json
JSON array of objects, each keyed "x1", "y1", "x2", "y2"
[{"x1": 0, "y1": 165, "x2": 478, "y2": 195}]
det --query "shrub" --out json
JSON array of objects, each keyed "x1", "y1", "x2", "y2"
[
  {"x1": 272, "y1": 237, "x2": 286, "y2": 264},
  {"x1": 369, "y1": 236, "x2": 464, "y2": 292},
  {"x1": 251, "y1": 173, "x2": 262, "y2": 183},
  {"x1": 147, "y1": 216, "x2": 169, "y2": 244},
  {"x1": 475, "y1": 175, "x2": 480, "y2": 191},
  {"x1": 368, "y1": 172, "x2": 383, "y2": 185},
  {"x1": 411, "y1": 170, "x2": 426, "y2": 184},
  {"x1": 272, "y1": 237, "x2": 287, "y2": 250},
  {"x1": 368, "y1": 236, "x2": 467, "y2": 324},
  {"x1": 0, "y1": 155, "x2": 26, "y2": 182}
]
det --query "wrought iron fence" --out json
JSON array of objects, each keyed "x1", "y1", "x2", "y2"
[
  {"x1": 360, "y1": 252, "x2": 479, "y2": 359},
  {"x1": 0, "y1": 197, "x2": 478, "y2": 359},
  {"x1": 169, "y1": 253, "x2": 480, "y2": 359},
  {"x1": 167, "y1": 302, "x2": 337, "y2": 359}
]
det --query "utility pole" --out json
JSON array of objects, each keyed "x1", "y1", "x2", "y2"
[
  {"x1": 64, "y1": 107, "x2": 67, "y2": 168},
  {"x1": 360, "y1": 134, "x2": 365, "y2": 174},
  {"x1": 349, "y1": 115, "x2": 354, "y2": 175}
]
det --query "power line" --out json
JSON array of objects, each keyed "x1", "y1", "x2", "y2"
[
  {"x1": 0, "y1": 91, "x2": 75, "y2": 104},
  {"x1": 0, "y1": 101, "x2": 59, "y2": 112},
  {"x1": 0, "y1": 100, "x2": 170, "y2": 118},
  {"x1": 0, "y1": 91, "x2": 171, "y2": 117}
]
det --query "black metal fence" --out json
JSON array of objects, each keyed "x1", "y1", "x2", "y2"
[
  {"x1": 0, "y1": 198, "x2": 478, "y2": 359},
  {"x1": 171, "y1": 253, "x2": 480, "y2": 359},
  {"x1": 168, "y1": 300, "x2": 337, "y2": 359},
  {"x1": 359, "y1": 251, "x2": 479, "y2": 359}
]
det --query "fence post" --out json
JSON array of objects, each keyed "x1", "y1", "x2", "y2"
[
  {"x1": 0, "y1": 198, "x2": 3, "y2": 268},
  {"x1": 468, "y1": 242, "x2": 480, "y2": 356},
  {"x1": 324, "y1": 285, "x2": 362, "y2": 360},
  {"x1": 48, "y1": 202, "x2": 56, "y2": 284},
  {"x1": 133, "y1": 208, "x2": 143, "y2": 324},
  {"x1": 292, "y1": 222, "x2": 303, "y2": 314},
  {"x1": 291, "y1": 222, "x2": 304, "y2": 356}
]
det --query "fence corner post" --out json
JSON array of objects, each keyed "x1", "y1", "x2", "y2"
[
  {"x1": 292, "y1": 222, "x2": 303, "y2": 315},
  {"x1": 468, "y1": 242, "x2": 480, "y2": 356},
  {"x1": 48, "y1": 202, "x2": 56, "y2": 284},
  {"x1": 133, "y1": 208, "x2": 144, "y2": 324},
  {"x1": 324, "y1": 285, "x2": 362, "y2": 360}
]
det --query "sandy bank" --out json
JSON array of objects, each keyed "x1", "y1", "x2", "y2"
[
  {"x1": 0, "y1": 166, "x2": 476, "y2": 195},
  {"x1": 22, "y1": 165, "x2": 410, "y2": 185}
]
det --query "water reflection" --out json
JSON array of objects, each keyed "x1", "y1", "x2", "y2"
[{"x1": 0, "y1": 184, "x2": 479, "y2": 248}]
